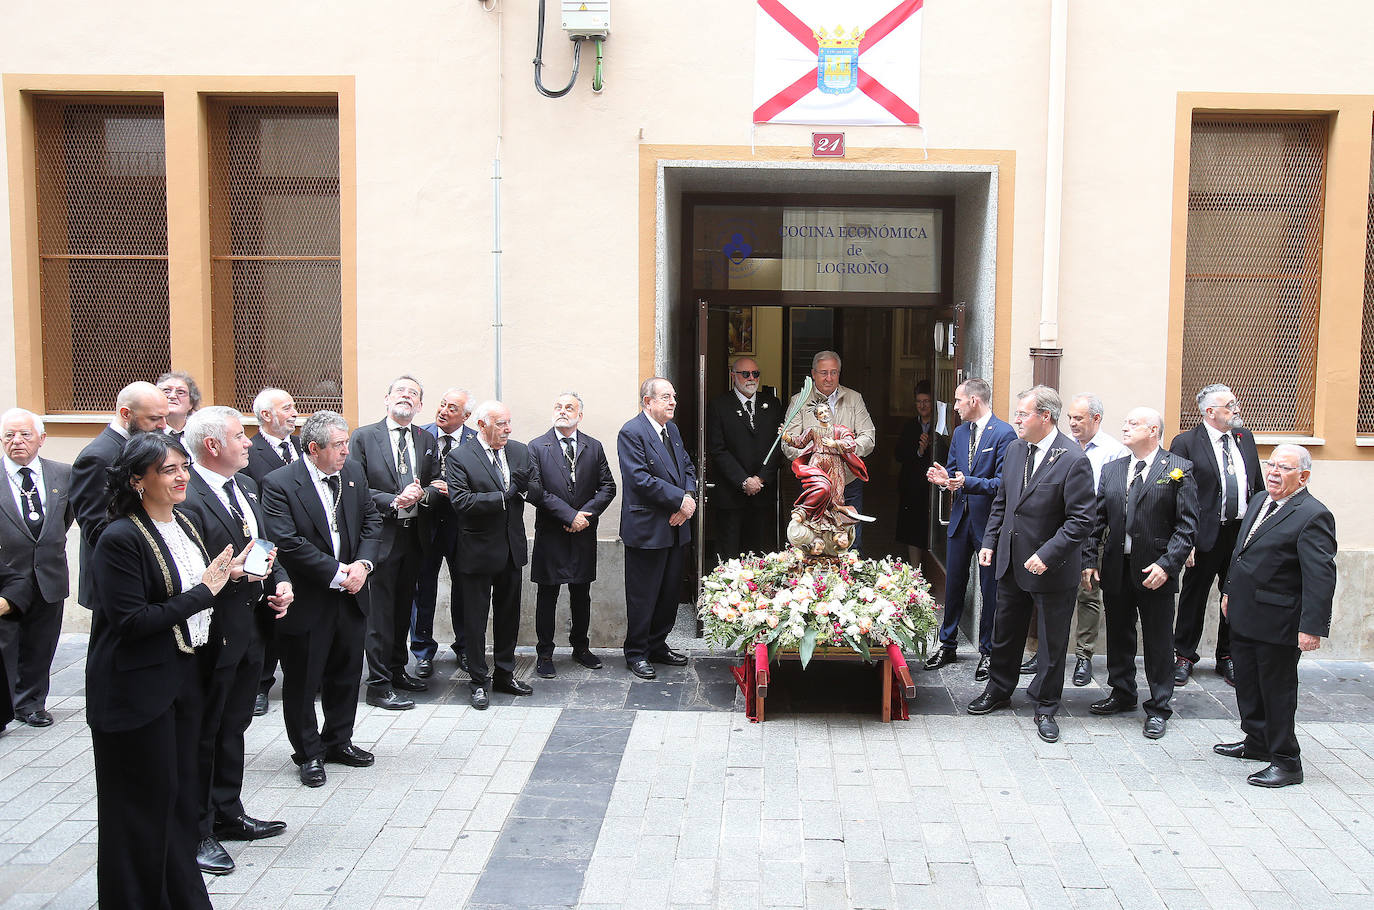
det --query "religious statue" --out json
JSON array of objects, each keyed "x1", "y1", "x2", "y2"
[{"x1": 780, "y1": 402, "x2": 874, "y2": 556}]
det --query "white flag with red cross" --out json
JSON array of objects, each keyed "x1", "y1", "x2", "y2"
[{"x1": 753, "y1": 0, "x2": 923, "y2": 126}]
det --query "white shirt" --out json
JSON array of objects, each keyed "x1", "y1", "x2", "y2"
[
  {"x1": 385, "y1": 418, "x2": 419, "y2": 518},
  {"x1": 1024, "y1": 427, "x2": 1056, "y2": 476},
  {"x1": 434, "y1": 426, "x2": 465, "y2": 456},
  {"x1": 1123, "y1": 446, "x2": 1161, "y2": 553},
  {"x1": 304, "y1": 457, "x2": 348, "y2": 586},
  {"x1": 643, "y1": 411, "x2": 667, "y2": 439},
  {"x1": 1082, "y1": 430, "x2": 1129, "y2": 492},
  {"x1": 4, "y1": 456, "x2": 46, "y2": 517},
  {"x1": 965, "y1": 410, "x2": 993, "y2": 464},
  {"x1": 479, "y1": 440, "x2": 510, "y2": 490},
  {"x1": 1203, "y1": 422, "x2": 1250, "y2": 520},
  {"x1": 110, "y1": 421, "x2": 130, "y2": 439},
  {"x1": 194, "y1": 463, "x2": 259, "y2": 539}
]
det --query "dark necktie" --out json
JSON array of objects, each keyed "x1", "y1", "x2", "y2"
[
  {"x1": 1125, "y1": 458, "x2": 1148, "y2": 533},
  {"x1": 968, "y1": 423, "x2": 979, "y2": 471},
  {"x1": 223, "y1": 479, "x2": 250, "y2": 538},
  {"x1": 562, "y1": 437, "x2": 577, "y2": 482},
  {"x1": 396, "y1": 427, "x2": 411, "y2": 478},
  {"x1": 662, "y1": 428, "x2": 679, "y2": 471},
  {"x1": 279, "y1": 440, "x2": 293, "y2": 464},
  {"x1": 1023, "y1": 443, "x2": 1037, "y2": 490},
  {"x1": 745, "y1": 399, "x2": 755, "y2": 430},
  {"x1": 440, "y1": 435, "x2": 453, "y2": 461},
  {"x1": 1221, "y1": 433, "x2": 1240, "y2": 520},
  {"x1": 491, "y1": 450, "x2": 509, "y2": 490},
  {"x1": 1243, "y1": 499, "x2": 1279, "y2": 548},
  {"x1": 324, "y1": 475, "x2": 342, "y2": 533},
  {"x1": 17, "y1": 467, "x2": 43, "y2": 537}
]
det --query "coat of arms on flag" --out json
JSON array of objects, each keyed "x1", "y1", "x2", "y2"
[{"x1": 753, "y1": 0, "x2": 923, "y2": 126}]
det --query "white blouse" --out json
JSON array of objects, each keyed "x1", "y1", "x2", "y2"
[{"x1": 151, "y1": 517, "x2": 213, "y2": 647}]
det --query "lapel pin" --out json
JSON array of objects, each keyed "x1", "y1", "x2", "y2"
[{"x1": 348, "y1": 481, "x2": 355, "y2": 487}]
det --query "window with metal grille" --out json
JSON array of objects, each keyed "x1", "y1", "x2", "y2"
[
  {"x1": 34, "y1": 100, "x2": 170, "y2": 412},
  {"x1": 208, "y1": 101, "x2": 342, "y2": 415},
  {"x1": 1179, "y1": 115, "x2": 1327, "y2": 435},
  {"x1": 1360, "y1": 123, "x2": 1374, "y2": 435}
]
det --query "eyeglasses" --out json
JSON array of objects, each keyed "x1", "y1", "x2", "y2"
[
  {"x1": 162, "y1": 388, "x2": 190, "y2": 399},
  {"x1": 733, "y1": 370, "x2": 761, "y2": 378},
  {"x1": 1012, "y1": 410, "x2": 1045, "y2": 420},
  {"x1": 1262, "y1": 460, "x2": 1301, "y2": 473}
]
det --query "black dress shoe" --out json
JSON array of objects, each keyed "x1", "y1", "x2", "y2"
[
  {"x1": 1248, "y1": 764, "x2": 1303, "y2": 788},
  {"x1": 470, "y1": 686, "x2": 489, "y2": 710},
  {"x1": 1174, "y1": 655, "x2": 1194, "y2": 686},
  {"x1": 573, "y1": 649, "x2": 603, "y2": 670},
  {"x1": 299, "y1": 757, "x2": 326, "y2": 787},
  {"x1": 196, "y1": 836, "x2": 234, "y2": 875},
  {"x1": 974, "y1": 654, "x2": 990, "y2": 682},
  {"x1": 215, "y1": 814, "x2": 287, "y2": 841},
  {"x1": 627, "y1": 659, "x2": 657, "y2": 680},
  {"x1": 1143, "y1": 716, "x2": 1167, "y2": 739},
  {"x1": 536, "y1": 657, "x2": 556, "y2": 678},
  {"x1": 366, "y1": 689, "x2": 415, "y2": 711},
  {"x1": 493, "y1": 676, "x2": 533, "y2": 696},
  {"x1": 1019, "y1": 655, "x2": 1038, "y2": 676},
  {"x1": 1089, "y1": 696, "x2": 1136, "y2": 716},
  {"x1": 393, "y1": 673, "x2": 428, "y2": 692},
  {"x1": 415, "y1": 658, "x2": 433, "y2": 679},
  {"x1": 324, "y1": 744, "x2": 375, "y2": 767},
  {"x1": 1213, "y1": 741, "x2": 1271, "y2": 761},
  {"x1": 1072, "y1": 656, "x2": 1092, "y2": 687},
  {"x1": 1035, "y1": 714, "x2": 1060, "y2": 743},
  {"x1": 649, "y1": 649, "x2": 689, "y2": 666},
  {"x1": 253, "y1": 692, "x2": 269, "y2": 717},
  {"x1": 924, "y1": 647, "x2": 956, "y2": 671},
  {"x1": 20, "y1": 709, "x2": 53, "y2": 728},
  {"x1": 967, "y1": 692, "x2": 1010, "y2": 715},
  {"x1": 1217, "y1": 656, "x2": 1235, "y2": 687}
]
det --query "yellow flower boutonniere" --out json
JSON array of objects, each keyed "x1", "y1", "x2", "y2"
[{"x1": 1158, "y1": 467, "x2": 1186, "y2": 485}]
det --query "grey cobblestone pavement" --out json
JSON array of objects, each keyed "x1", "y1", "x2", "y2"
[{"x1": 1, "y1": 636, "x2": 1373, "y2": 909}]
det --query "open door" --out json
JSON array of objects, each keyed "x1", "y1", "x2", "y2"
[
  {"x1": 930, "y1": 303, "x2": 963, "y2": 571},
  {"x1": 694, "y1": 298, "x2": 709, "y2": 596}
]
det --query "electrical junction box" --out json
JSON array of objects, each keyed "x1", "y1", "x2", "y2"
[{"x1": 562, "y1": 0, "x2": 610, "y2": 39}]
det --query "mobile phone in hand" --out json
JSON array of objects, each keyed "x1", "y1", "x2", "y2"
[{"x1": 243, "y1": 538, "x2": 273, "y2": 577}]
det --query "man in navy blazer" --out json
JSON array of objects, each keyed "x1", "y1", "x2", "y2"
[
  {"x1": 410, "y1": 388, "x2": 478, "y2": 677},
  {"x1": 1168, "y1": 384, "x2": 1263, "y2": 687},
  {"x1": 924, "y1": 378, "x2": 1016, "y2": 680},
  {"x1": 617, "y1": 378, "x2": 697, "y2": 680}
]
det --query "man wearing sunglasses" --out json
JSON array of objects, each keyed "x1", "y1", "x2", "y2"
[{"x1": 706, "y1": 357, "x2": 784, "y2": 560}]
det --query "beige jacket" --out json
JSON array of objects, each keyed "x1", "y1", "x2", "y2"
[{"x1": 781, "y1": 384, "x2": 876, "y2": 486}]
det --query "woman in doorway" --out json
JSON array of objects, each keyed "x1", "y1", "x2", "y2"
[{"x1": 895, "y1": 380, "x2": 945, "y2": 572}]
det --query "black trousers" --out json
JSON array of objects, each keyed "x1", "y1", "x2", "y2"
[
  {"x1": 984, "y1": 580, "x2": 1077, "y2": 716},
  {"x1": 623, "y1": 543, "x2": 686, "y2": 662},
  {"x1": 535, "y1": 582, "x2": 592, "y2": 657},
  {"x1": 1231, "y1": 630, "x2": 1303, "y2": 771},
  {"x1": 410, "y1": 519, "x2": 460, "y2": 661},
  {"x1": 461, "y1": 557, "x2": 521, "y2": 686},
  {"x1": 714, "y1": 496, "x2": 777, "y2": 562},
  {"x1": 0, "y1": 596, "x2": 64, "y2": 715},
  {"x1": 91, "y1": 685, "x2": 211, "y2": 910},
  {"x1": 278, "y1": 599, "x2": 364, "y2": 764},
  {"x1": 196, "y1": 639, "x2": 265, "y2": 836},
  {"x1": 364, "y1": 525, "x2": 423, "y2": 691},
  {"x1": 257, "y1": 627, "x2": 280, "y2": 698},
  {"x1": 1174, "y1": 519, "x2": 1239, "y2": 663},
  {"x1": 1103, "y1": 562, "x2": 1177, "y2": 719}
]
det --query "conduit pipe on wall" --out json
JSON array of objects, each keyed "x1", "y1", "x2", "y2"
[{"x1": 1039, "y1": 0, "x2": 1068, "y2": 350}]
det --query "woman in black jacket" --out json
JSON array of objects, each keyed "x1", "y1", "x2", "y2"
[{"x1": 86, "y1": 433, "x2": 238, "y2": 909}]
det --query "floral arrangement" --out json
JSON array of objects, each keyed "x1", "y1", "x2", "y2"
[{"x1": 698, "y1": 549, "x2": 938, "y2": 667}]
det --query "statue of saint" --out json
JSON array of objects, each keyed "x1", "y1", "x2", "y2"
[{"x1": 780, "y1": 402, "x2": 873, "y2": 554}]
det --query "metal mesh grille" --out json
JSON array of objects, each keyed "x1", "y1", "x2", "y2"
[
  {"x1": 34, "y1": 101, "x2": 169, "y2": 412},
  {"x1": 1179, "y1": 116, "x2": 1326, "y2": 435},
  {"x1": 1360, "y1": 124, "x2": 1374, "y2": 435},
  {"x1": 208, "y1": 102, "x2": 342, "y2": 414}
]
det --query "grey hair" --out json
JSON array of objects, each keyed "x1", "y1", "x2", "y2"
[
  {"x1": 959, "y1": 377, "x2": 992, "y2": 406},
  {"x1": 157, "y1": 370, "x2": 202, "y2": 411},
  {"x1": 184, "y1": 406, "x2": 243, "y2": 458},
  {"x1": 1196, "y1": 383, "x2": 1233, "y2": 413},
  {"x1": 557, "y1": 391, "x2": 585, "y2": 410},
  {"x1": 301, "y1": 411, "x2": 349, "y2": 453},
  {"x1": 1272, "y1": 443, "x2": 1313, "y2": 472},
  {"x1": 812, "y1": 350, "x2": 842, "y2": 370},
  {"x1": 473, "y1": 400, "x2": 507, "y2": 425},
  {"x1": 639, "y1": 377, "x2": 671, "y2": 405},
  {"x1": 387, "y1": 374, "x2": 424, "y2": 399},
  {"x1": 0, "y1": 407, "x2": 45, "y2": 435},
  {"x1": 1131, "y1": 407, "x2": 1164, "y2": 436},
  {"x1": 1072, "y1": 394, "x2": 1105, "y2": 419},
  {"x1": 1017, "y1": 385, "x2": 1063, "y2": 423},
  {"x1": 442, "y1": 388, "x2": 473, "y2": 412},
  {"x1": 252, "y1": 388, "x2": 290, "y2": 421}
]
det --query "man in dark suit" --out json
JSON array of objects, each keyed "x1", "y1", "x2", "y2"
[
  {"x1": 968, "y1": 386, "x2": 1096, "y2": 743},
  {"x1": 617, "y1": 378, "x2": 697, "y2": 681},
  {"x1": 529, "y1": 393, "x2": 617, "y2": 679},
  {"x1": 261, "y1": 411, "x2": 382, "y2": 787},
  {"x1": 0, "y1": 561, "x2": 33, "y2": 734},
  {"x1": 410, "y1": 388, "x2": 477, "y2": 678},
  {"x1": 1215, "y1": 445, "x2": 1336, "y2": 788},
  {"x1": 925, "y1": 378, "x2": 1016, "y2": 680},
  {"x1": 348, "y1": 375, "x2": 440, "y2": 710},
  {"x1": 448, "y1": 400, "x2": 542, "y2": 709},
  {"x1": 240, "y1": 387, "x2": 302, "y2": 716},
  {"x1": 0, "y1": 409, "x2": 74, "y2": 728},
  {"x1": 181, "y1": 407, "x2": 292, "y2": 875},
  {"x1": 71, "y1": 381, "x2": 169, "y2": 606},
  {"x1": 1169, "y1": 383, "x2": 1262, "y2": 687},
  {"x1": 706, "y1": 357, "x2": 783, "y2": 560},
  {"x1": 1083, "y1": 408, "x2": 1198, "y2": 739}
]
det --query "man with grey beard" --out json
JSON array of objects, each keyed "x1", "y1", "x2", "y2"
[{"x1": 707, "y1": 356, "x2": 783, "y2": 560}]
